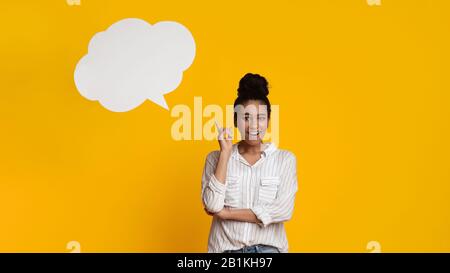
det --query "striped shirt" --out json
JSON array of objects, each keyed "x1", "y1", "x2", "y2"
[{"x1": 201, "y1": 142, "x2": 298, "y2": 253}]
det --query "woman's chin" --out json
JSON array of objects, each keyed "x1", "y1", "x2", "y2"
[{"x1": 242, "y1": 138, "x2": 262, "y2": 146}]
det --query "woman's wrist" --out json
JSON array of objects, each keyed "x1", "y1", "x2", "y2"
[
  {"x1": 218, "y1": 207, "x2": 231, "y2": 220},
  {"x1": 214, "y1": 150, "x2": 232, "y2": 183},
  {"x1": 219, "y1": 149, "x2": 232, "y2": 158}
]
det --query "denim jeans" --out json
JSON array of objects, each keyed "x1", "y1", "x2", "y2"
[{"x1": 223, "y1": 244, "x2": 280, "y2": 253}]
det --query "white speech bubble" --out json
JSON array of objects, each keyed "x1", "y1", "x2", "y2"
[{"x1": 74, "y1": 18, "x2": 196, "y2": 112}]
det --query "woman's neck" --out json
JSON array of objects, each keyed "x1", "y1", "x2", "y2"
[{"x1": 238, "y1": 141, "x2": 263, "y2": 155}]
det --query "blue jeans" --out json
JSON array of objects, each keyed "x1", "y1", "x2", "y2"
[{"x1": 223, "y1": 244, "x2": 280, "y2": 253}]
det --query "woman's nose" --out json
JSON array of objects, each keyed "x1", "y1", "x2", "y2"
[{"x1": 249, "y1": 118, "x2": 258, "y2": 129}]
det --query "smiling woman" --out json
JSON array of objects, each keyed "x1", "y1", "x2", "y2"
[{"x1": 201, "y1": 73, "x2": 298, "y2": 253}]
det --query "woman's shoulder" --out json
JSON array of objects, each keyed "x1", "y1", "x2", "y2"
[
  {"x1": 274, "y1": 147, "x2": 296, "y2": 162},
  {"x1": 205, "y1": 150, "x2": 221, "y2": 163}
]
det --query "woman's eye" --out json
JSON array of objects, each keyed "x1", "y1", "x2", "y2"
[
  {"x1": 244, "y1": 116, "x2": 249, "y2": 121},
  {"x1": 258, "y1": 117, "x2": 266, "y2": 121}
]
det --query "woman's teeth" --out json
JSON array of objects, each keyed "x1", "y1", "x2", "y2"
[{"x1": 249, "y1": 131, "x2": 259, "y2": 136}]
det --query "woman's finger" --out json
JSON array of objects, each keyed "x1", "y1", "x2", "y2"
[
  {"x1": 214, "y1": 120, "x2": 220, "y2": 131},
  {"x1": 217, "y1": 127, "x2": 224, "y2": 140},
  {"x1": 215, "y1": 120, "x2": 223, "y2": 137},
  {"x1": 224, "y1": 128, "x2": 229, "y2": 140},
  {"x1": 225, "y1": 128, "x2": 233, "y2": 140}
]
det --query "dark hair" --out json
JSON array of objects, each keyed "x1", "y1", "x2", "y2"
[{"x1": 233, "y1": 73, "x2": 271, "y2": 127}]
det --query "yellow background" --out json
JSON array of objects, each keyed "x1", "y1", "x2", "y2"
[{"x1": 1, "y1": 0, "x2": 449, "y2": 252}]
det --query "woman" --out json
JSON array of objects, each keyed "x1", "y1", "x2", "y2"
[{"x1": 201, "y1": 73, "x2": 298, "y2": 253}]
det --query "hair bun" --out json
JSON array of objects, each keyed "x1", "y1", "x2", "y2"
[{"x1": 237, "y1": 73, "x2": 269, "y2": 98}]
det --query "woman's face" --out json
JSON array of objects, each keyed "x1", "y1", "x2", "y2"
[{"x1": 236, "y1": 100, "x2": 269, "y2": 146}]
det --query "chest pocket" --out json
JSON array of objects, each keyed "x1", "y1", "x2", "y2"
[
  {"x1": 224, "y1": 176, "x2": 241, "y2": 208},
  {"x1": 258, "y1": 176, "x2": 280, "y2": 204}
]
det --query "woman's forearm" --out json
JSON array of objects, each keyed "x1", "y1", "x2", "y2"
[
  {"x1": 214, "y1": 151, "x2": 231, "y2": 183},
  {"x1": 223, "y1": 208, "x2": 262, "y2": 224}
]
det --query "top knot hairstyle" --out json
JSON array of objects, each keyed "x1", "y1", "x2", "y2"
[{"x1": 234, "y1": 73, "x2": 272, "y2": 127}]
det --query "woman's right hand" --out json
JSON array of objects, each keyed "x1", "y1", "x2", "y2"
[
  {"x1": 214, "y1": 122, "x2": 233, "y2": 184},
  {"x1": 216, "y1": 122, "x2": 233, "y2": 154}
]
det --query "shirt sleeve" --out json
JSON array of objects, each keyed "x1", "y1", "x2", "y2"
[
  {"x1": 201, "y1": 151, "x2": 226, "y2": 213},
  {"x1": 251, "y1": 153, "x2": 298, "y2": 228}
]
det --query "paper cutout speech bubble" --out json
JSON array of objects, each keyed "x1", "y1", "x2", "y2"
[{"x1": 74, "y1": 18, "x2": 196, "y2": 112}]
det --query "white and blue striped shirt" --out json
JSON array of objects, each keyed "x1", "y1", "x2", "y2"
[{"x1": 201, "y1": 142, "x2": 298, "y2": 253}]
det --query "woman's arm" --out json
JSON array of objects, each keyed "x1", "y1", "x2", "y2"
[
  {"x1": 213, "y1": 125, "x2": 233, "y2": 182},
  {"x1": 214, "y1": 150, "x2": 231, "y2": 183},
  {"x1": 221, "y1": 208, "x2": 262, "y2": 224},
  {"x1": 204, "y1": 207, "x2": 262, "y2": 224},
  {"x1": 201, "y1": 126, "x2": 233, "y2": 213}
]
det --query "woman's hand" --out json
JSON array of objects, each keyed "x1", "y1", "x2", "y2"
[
  {"x1": 213, "y1": 121, "x2": 233, "y2": 184},
  {"x1": 216, "y1": 121, "x2": 233, "y2": 154}
]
